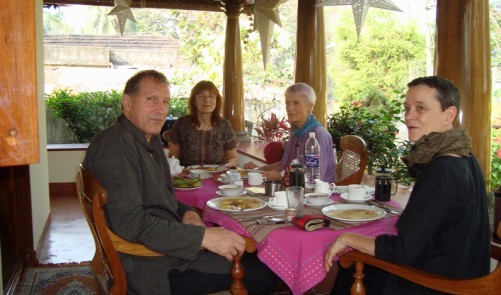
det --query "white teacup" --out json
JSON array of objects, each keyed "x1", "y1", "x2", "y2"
[
  {"x1": 347, "y1": 184, "x2": 371, "y2": 199},
  {"x1": 268, "y1": 191, "x2": 288, "y2": 208},
  {"x1": 314, "y1": 181, "x2": 335, "y2": 195},
  {"x1": 248, "y1": 172, "x2": 267, "y2": 186},
  {"x1": 167, "y1": 156, "x2": 183, "y2": 176}
]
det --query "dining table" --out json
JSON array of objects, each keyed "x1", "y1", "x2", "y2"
[{"x1": 174, "y1": 175, "x2": 401, "y2": 295}]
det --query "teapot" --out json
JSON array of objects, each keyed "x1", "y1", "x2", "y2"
[
  {"x1": 375, "y1": 166, "x2": 397, "y2": 202},
  {"x1": 314, "y1": 179, "x2": 335, "y2": 195},
  {"x1": 167, "y1": 156, "x2": 183, "y2": 176}
]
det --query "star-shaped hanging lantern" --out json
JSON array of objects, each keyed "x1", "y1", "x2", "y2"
[
  {"x1": 253, "y1": 0, "x2": 283, "y2": 69},
  {"x1": 108, "y1": 0, "x2": 136, "y2": 35},
  {"x1": 316, "y1": 0, "x2": 402, "y2": 38}
]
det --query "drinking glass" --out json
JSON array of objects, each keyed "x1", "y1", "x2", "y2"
[{"x1": 286, "y1": 186, "x2": 304, "y2": 214}]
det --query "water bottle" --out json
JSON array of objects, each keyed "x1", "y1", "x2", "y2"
[
  {"x1": 333, "y1": 144, "x2": 337, "y2": 164},
  {"x1": 304, "y1": 132, "x2": 320, "y2": 189}
]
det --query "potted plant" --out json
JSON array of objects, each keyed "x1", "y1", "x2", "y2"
[{"x1": 254, "y1": 113, "x2": 290, "y2": 164}]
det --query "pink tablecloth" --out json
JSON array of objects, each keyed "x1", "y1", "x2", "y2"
[{"x1": 175, "y1": 180, "x2": 399, "y2": 295}]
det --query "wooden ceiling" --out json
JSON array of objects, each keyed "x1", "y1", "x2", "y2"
[{"x1": 43, "y1": 0, "x2": 252, "y2": 12}]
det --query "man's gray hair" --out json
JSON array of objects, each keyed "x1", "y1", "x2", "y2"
[{"x1": 285, "y1": 82, "x2": 316, "y2": 105}]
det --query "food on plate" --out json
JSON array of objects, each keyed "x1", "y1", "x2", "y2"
[
  {"x1": 215, "y1": 197, "x2": 262, "y2": 210},
  {"x1": 325, "y1": 208, "x2": 384, "y2": 220},
  {"x1": 172, "y1": 176, "x2": 202, "y2": 188},
  {"x1": 190, "y1": 165, "x2": 218, "y2": 172}
]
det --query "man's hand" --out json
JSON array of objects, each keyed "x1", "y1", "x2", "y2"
[
  {"x1": 182, "y1": 210, "x2": 205, "y2": 227},
  {"x1": 202, "y1": 227, "x2": 246, "y2": 261}
]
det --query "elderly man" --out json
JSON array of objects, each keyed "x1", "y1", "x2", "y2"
[{"x1": 83, "y1": 70, "x2": 277, "y2": 294}]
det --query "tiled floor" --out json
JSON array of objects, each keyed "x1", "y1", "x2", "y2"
[{"x1": 37, "y1": 192, "x2": 94, "y2": 265}]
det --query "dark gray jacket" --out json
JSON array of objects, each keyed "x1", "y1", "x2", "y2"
[{"x1": 83, "y1": 114, "x2": 231, "y2": 294}]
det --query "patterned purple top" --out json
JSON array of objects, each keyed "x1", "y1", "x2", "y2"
[{"x1": 166, "y1": 115, "x2": 237, "y2": 167}]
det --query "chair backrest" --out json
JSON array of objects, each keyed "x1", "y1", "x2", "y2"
[
  {"x1": 77, "y1": 165, "x2": 123, "y2": 294},
  {"x1": 335, "y1": 135, "x2": 368, "y2": 185},
  {"x1": 77, "y1": 164, "x2": 162, "y2": 294}
]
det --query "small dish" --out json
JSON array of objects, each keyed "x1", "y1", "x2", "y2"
[
  {"x1": 340, "y1": 192, "x2": 372, "y2": 203},
  {"x1": 305, "y1": 192, "x2": 331, "y2": 205},
  {"x1": 266, "y1": 202, "x2": 287, "y2": 211},
  {"x1": 218, "y1": 184, "x2": 244, "y2": 197},
  {"x1": 217, "y1": 177, "x2": 231, "y2": 184},
  {"x1": 333, "y1": 185, "x2": 348, "y2": 194},
  {"x1": 304, "y1": 198, "x2": 334, "y2": 208},
  {"x1": 216, "y1": 189, "x2": 247, "y2": 197}
]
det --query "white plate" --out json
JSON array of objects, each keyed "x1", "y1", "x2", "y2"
[
  {"x1": 207, "y1": 196, "x2": 266, "y2": 212},
  {"x1": 174, "y1": 184, "x2": 203, "y2": 191},
  {"x1": 187, "y1": 165, "x2": 226, "y2": 174},
  {"x1": 216, "y1": 189, "x2": 247, "y2": 197},
  {"x1": 322, "y1": 204, "x2": 386, "y2": 223},
  {"x1": 340, "y1": 192, "x2": 372, "y2": 204},
  {"x1": 266, "y1": 202, "x2": 287, "y2": 211},
  {"x1": 305, "y1": 198, "x2": 335, "y2": 208}
]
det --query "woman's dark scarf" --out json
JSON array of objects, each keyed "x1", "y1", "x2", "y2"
[
  {"x1": 402, "y1": 128, "x2": 472, "y2": 178},
  {"x1": 291, "y1": 114, "x2": 321, "y2": 137}
]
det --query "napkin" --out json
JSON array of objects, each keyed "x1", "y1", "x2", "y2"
[{"x1": 167, "y1": 156, "x2": 183, "y2": 176}]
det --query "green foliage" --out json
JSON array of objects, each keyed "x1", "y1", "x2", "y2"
[
  {"x1": 491, "y1": 128, "x2": 501, "y2": 191},
  {"x1": 328, "y1": 10, "x2": 426, "y2": 105},
  {"x1": 168, "y1": 97, "x2": 188, "y2": 118},
  {"x1": 46, "y1": 89, "x2": 189, "y2": 143},
  {"x1": 254, "y1": 113, "x2": 290, "y2": 142},
  {"x1": 327, "y1": 98, "x2": 412, "y2": 184},
  {"x1": 46, "y1": 89, "x2": 122, "y2": 143}
]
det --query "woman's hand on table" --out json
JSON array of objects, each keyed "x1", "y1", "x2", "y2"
[
  {"x1": 324, "y1": 233, "x2": 376, "y2": 272},
  {"x1": 182, "y1": 210, "x2": 205, "y2": 227},
  {"x1": 202, "y1": 227, "x2": 246, "y2": 261}
]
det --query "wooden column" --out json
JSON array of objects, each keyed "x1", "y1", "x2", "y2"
[
  {"x1": 435, "y1": 0, "x2": 492, "y2": 181},
  {"x1": 294, "y1": 0, "x2": 327, "y2": 126},
  {"x1": 222, "y1": 0, "x2": 249, "y2": 142}
]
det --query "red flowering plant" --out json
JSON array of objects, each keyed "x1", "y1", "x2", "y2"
[
  {"x1": 254, "y1": 112, "x2": 290, "y2": 142},
  {"x1": 327, "y1": 98, "x2": 412, "y2": 183}
]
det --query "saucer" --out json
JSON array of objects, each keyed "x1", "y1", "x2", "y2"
[
  {"x1": 216, "y1": 189, "x2": 247, "y2": 197},
  {"x1": 305, "y1": 199, "x2": 334, "y2": 208},
  {"x1": 340, "y1": 192, "x2": 372, "y2": 204},
  {"x1": 266, "y1": 202, "x2": 287, "y2": 211}
]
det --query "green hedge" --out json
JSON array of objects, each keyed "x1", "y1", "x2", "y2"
[{"x1": 46, "y1": 89, "x2": 188, "y2": 143}]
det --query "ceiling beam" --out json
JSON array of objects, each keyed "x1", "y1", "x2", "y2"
[{"x1": 43, "y1": 0, "x2": 226, "y2": 12}]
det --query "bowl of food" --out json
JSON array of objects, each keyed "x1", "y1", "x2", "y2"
[
  {"x1": 218, "y1": 184, "x2": 244, "y2": 197},
  {"x1": 190, "y1": 169, "x2": 210, "y2": 179}
]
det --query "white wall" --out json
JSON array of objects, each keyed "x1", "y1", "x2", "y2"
[
  {"x1": 28, "y1": 0, "x2": 51, "y2": 255},
  {"x1": 47, "y1": 149, "x2": 266, "y2": 183},
  {"x1": 48, "y1": 150, "x2": 87, "y2": 183}
]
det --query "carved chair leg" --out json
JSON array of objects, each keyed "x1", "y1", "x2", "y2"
[
  {"x1": 230, "y1": 255, "x2": 247, "y2": 295},
  {"x1": 350, "y1": 262, "x2": 366, "y2": 295}
]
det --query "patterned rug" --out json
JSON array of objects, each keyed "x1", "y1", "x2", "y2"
[{"x1": 16, "y1": 264, "x2": 98, "y2": 295}]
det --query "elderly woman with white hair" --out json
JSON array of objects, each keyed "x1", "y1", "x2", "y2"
[{"x1": 244, "y1": 82, "x2": 336, "y2": 183}]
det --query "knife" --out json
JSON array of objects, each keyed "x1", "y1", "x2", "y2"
[{"x1": 367, "y1": 200, "x2": 402, "y2": 216}]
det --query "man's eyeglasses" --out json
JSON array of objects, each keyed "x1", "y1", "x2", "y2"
[{"x1": 196, "y1": 94, "x2": 217, "y2": 100}]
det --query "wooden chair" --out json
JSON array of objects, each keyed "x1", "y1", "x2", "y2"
[
  {"x1": 335, "y1": 135, "x2": 368, "y2": 186},
  {"x1": 339, "y1": 223, "x2": 501, "y2": 295},
  {"x1": 77, "y1": 164, "x2": 255, "y2": 295}
]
